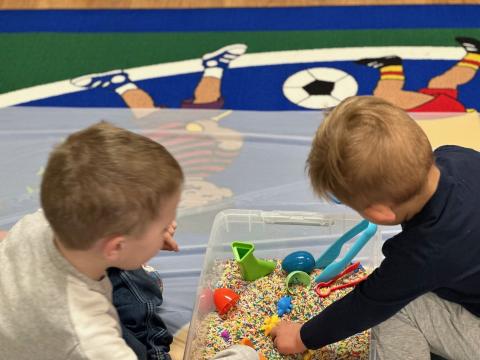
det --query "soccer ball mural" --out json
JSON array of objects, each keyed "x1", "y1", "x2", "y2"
[{"x1": 282, "y1": 67, "x2": 358, "y2": 109}]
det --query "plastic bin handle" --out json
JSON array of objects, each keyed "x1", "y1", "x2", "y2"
[
  {"x1": 262, "y1": 211, "x2": 335, "y2": 226},
  {"x1": 314, "y1": 219, "x2": 377, "y2": 283}
]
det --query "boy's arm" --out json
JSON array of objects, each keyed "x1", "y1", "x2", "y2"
[
  {"x1": 299, "y1": 248, "x2": 437, "y2": 350},
  {"x1": 0, "y1": 230, "x2": 7, "y2": 241},
  {"x1": 68, "y1": 276, "x2": 138, "y2": 360}
]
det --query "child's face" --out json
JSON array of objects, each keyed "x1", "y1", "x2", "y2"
[{"x1": 118, "y1": 190, "x2": 181, "y2": 269}]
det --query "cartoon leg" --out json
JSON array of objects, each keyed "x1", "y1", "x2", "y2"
[
  {"x1": 190, "y1": 44, "x2": 247, "y2": 105},
  {"x1": 356, "y1": 56, "x2": 433, "y2": 110},
  {"x1": 428, "y1": 37, "x2": 480, "y2": 89},
  {"x1": 71, "y1": 70, "x2": 156, "y2": 109}
]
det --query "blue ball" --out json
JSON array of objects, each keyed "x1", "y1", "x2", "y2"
[{"x1": 281, "y1": 251, "x2": 315, "y2": 274}]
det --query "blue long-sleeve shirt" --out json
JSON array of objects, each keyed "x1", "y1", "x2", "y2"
[{"x1": 301, "y1": 145, "x2": 480, "y2": 349}]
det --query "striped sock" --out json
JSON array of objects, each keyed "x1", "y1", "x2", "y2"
[
  {"x1": 458, "y1": 52, "x2": 480, "y2": 70},
  {"x1": 380, "y1": 65, "x2": 405, "y2": 80}
]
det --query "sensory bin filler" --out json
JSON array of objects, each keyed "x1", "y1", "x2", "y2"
[{"x1": 185, "y1": 210, "x2": 380, "y2": 360}]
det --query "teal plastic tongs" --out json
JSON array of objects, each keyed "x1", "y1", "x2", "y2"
[{"x1": 314, "y1": 219, "x2": 377, "y2": 283}]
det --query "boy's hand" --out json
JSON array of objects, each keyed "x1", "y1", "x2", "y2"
[
  {"x1": 162, "y1": 221, "x2": 179, "y2": 252},
  {"x1": 270, "y1": 321, "x2": 307, "y2": 355}
]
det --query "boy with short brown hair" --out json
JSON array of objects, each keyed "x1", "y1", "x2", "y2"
[
  {"x1": 0, "y1": 121, "x2": 183, "y2": 360},
  {"x1": 271, "y1": 96, "x2": 480, "y2": 359},
  {"x1": 307, "y1": 96, "x2": 433, "y2": 211}
]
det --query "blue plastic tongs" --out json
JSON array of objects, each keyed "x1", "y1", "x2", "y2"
[{"x1": 314, "y1": 219, "x2": 377, "y2": 283}]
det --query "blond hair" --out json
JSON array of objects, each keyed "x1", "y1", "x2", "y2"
[
  {"x1": 41, "y1": 121, "x2": 183, "y2": 249},
  {"x1": 307, "y1": 96, "x2": 433, "y2": 208}
]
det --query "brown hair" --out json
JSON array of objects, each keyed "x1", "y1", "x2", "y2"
[
  {"x1": 41, "y1": 121, "x2": 183, "y2": 249},
  {"x1": 307, "y1": 96, "x2": 433, "y2": 208}
]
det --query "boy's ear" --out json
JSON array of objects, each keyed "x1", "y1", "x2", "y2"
[
  {"x1": 101, "y1": 236, "x2": 126, "y2": 261},
  {"x1": 363, "y1": 203, "x2": 396, "y2": 224}
]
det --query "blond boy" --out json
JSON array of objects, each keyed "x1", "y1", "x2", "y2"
[
  {"x1": 0, "y1": 122, "x2": 183, "y2": 359},
  {"x1": 271, "y1": 96, "x2": 480, "y2": 359}
]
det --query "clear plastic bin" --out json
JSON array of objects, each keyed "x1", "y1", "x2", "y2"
[{"x1": 184, "y1": 209, "x2": 382, "y2": 360}]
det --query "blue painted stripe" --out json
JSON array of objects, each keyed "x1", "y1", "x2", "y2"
[{"x1": 0, "y1": 5, "x2": 479, "y2": 32}]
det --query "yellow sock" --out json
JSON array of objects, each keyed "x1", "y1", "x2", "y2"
[
  {"x1": 458, "y1": 52, "x2": 480, "y2": 70},
  {"x1": 380, "y1": 65, "x2": 405, "y2": 80}
]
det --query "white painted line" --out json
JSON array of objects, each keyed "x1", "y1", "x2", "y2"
[{"x1": 0, "y1": 46, "x2": 465, "y2": 108}]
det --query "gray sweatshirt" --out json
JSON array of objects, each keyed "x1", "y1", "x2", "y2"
[{"x1": 0, "y1": 210, "x2": 137, "y2": 360}]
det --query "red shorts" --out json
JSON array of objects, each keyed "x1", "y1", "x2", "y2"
[{"x1": 408, "y1": 88, "x2": 466, "y2": 112}]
